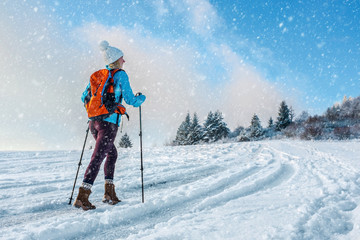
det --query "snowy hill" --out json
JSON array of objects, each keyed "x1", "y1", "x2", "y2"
[{"x1": 1, "y1": 140, "x2": 360, "y2": 240}]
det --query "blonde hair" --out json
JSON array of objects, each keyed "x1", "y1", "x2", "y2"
[
  {"x1": 108, "y1": 58, "x2": 121, "y2": 69},
  {"x1": 108, "y1": 62, "x2": 118, "y2": 69}
]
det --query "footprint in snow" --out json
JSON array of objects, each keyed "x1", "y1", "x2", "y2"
[{"x1": 338, "y1": 200, "x2": 357, "y2": 212}]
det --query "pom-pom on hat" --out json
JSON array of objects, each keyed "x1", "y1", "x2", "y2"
[{"x1": 99, "y1": 40, "x2": 124, "y2": 65}]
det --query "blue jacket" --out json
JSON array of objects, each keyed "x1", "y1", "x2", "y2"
[{"x1": 81, "y1": 69, "x2": 146, "y2": 126}]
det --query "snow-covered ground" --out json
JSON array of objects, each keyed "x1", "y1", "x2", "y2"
[{"x1": 1, "y1": 140, "x2": 360, "y2": 240}]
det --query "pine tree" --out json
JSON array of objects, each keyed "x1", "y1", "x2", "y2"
[
  {"x1": 173, "y1": 113, "x2": 191, "y2": 145},
  {"x1": 118, "y1": 133, "x2": 133, "y2": 148},
  {"x1": 213, "y1": 111, "x2": 230, "y2": 141},
  {"x1": 250, "y1": 114, "x2": 263, "y2": 138},
  {"x1": 203, "y1": 111, "x2": 215, "y2": 142},
  {"x1": 275, "y1": 101, "x2": 291, "y2": 131},
  {"x1": 188, "y1": 113, "x2": 203, "y2": 145},
  {"x1": 203, "y1": 111, "x2": 230, "y2": 142},
  {"x1": 268, "y1": 117, "x2": 274, "y2": 128}
]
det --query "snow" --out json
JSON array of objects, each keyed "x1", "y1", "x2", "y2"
[{"x1": 1, "y1": 140, "x2": 360, "y2": 239}]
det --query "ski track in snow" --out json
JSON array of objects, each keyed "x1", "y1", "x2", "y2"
[
  {"x1": 0, "y1": 141, "x2": 360, "y2": 239},
  {"x1": 280, "y1": 143, "x2": 360, "y2": 240}
]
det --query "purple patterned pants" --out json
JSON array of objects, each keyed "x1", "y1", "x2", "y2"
[{"x1": 83, "y1": 120, "x2": 118, "y2": 185}]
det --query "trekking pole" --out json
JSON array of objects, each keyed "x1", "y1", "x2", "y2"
[
  {"x1": 140, "y1": 105, "x2": 145, "y2": 203},
  {"x1": 136, "y1": 93, "x2": 145, "y2": 203},
  {"x1": 68, "y1": 125, "x2": 90, "y2": 205}
]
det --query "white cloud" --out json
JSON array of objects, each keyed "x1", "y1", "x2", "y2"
[
  {"x1": 184, "y1": 0, "x2": 222, "y2": 36},
  {"x1": 167, "y1": 0, "x2": 223, "y2": 37},
  {"x1": 210, "y1": 44, "x2": 284, "y2": 128},
  {"x1": 153, "y1": 0, "x2": 169, "y2": 17}
]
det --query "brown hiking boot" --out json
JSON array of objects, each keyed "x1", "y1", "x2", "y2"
[
  {"x1": 103, "y1": 183, "x2": 121, "y2": 205},
  {"x1": 73, "y1": 187, "x2": 96, "y2": 211}
]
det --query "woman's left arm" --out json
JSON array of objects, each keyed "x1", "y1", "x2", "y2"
[{"x1": 114, "y1": 71, "x2": 145, "y2": 107}]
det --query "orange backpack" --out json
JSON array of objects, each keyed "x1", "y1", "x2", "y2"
[{"x1": 84, "y1": 69, "x2": 128, "y2": 123}]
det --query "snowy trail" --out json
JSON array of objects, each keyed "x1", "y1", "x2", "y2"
[
  {"x1": 1, "y1": 140, "x2": 360, "y2": 239},
  {"x1": 276, "y1": 142, "x2": 360, "y2": 239}
]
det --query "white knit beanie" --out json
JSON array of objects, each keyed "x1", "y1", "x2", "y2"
[{"x1": 99, "y1": 40, "x2": 124, "y2": 65}]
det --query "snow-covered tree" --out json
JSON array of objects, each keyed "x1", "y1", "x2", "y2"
[
  {"x1": 276, "y1": 101, "x2": 291, "y2": 131},
  {"x1": 325, "y1": 96, "x2": 360, "y2": 121},
  {"x1": 268, "y1": 117, "x2": 274, "y2": 128},
  {"x1": 262, "y1": 116, "x2": 277, "y2": 139},
  {"x1": 188, "y1": 113, "x2": 203, "y2": 145},
  {"x1": 250, "y1": 114, "x2": 263, "y2": 138},
  {"x1": 173, "y1": 113, "x2": 191, "y2": 145},
  {"x1": 118, "y1": 133, "x2": 133, "y2": 148},
  {"x1": 203, "y1": 111, "x2": 230, "y2": 142},
  {"x1": 350, "y1": 97, "x2": 360, "y2": 119},
  {"x1": 213, "y1": 111, "x2": 230, "y2": 141},
  {"x1": 325, "y1": 105, "x2": 341, "y2": 121},
  {"x1": 296, "y1": 111, "x2": 310, "y2": 123}
]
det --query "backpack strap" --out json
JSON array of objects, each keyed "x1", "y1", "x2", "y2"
[
  {"x1": 101, "y1": 69, "x2": 123, "y2": 106},
  {"x1": 116, "y1": 112, "x2": 120, "y2": 125}
]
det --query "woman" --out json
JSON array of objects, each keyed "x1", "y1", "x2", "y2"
[{"x1": 74, "y1": 40, "x2": 146, "y2": 210}]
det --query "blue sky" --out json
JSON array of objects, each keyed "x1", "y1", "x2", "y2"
[
  {"x1": 1, "y1": 0, "x2": 359, "y2": 150},
  {"x1": 45, "y1": 0, "x2": 359, "y2": 109}
]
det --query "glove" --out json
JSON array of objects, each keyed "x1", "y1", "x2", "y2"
[{"x1": 133, "y1": 93, "x2": 146, "y2": 107}]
